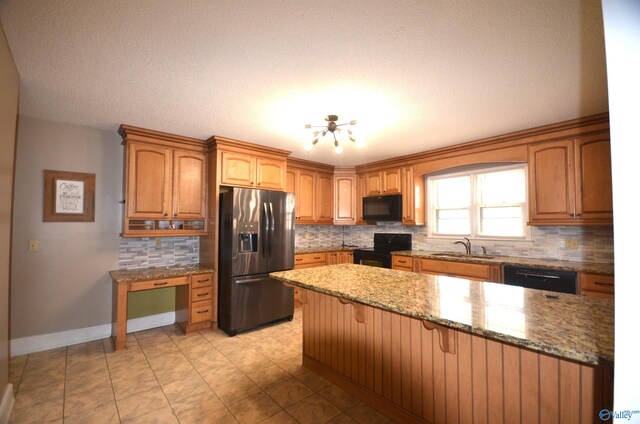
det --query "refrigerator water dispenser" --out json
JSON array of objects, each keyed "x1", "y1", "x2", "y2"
[{"x1": 239, "y1": 233, "x2": 258, "y2": 253}]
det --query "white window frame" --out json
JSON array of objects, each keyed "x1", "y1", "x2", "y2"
[{"x1": 426, "y1": 164, "x2": 531, "y2": 241}]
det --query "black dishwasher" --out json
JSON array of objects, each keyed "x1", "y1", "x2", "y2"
[{"x1": 503, "y1": 265, "x2": 577, "y2": 294}]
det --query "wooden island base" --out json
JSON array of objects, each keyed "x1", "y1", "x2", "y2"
[{"x1": 298, "y1": 288, "x2": 613, "y2": 424}]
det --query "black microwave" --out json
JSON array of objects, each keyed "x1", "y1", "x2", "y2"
[{"x1": 363, "y1": 194, "x2": 402, "y2": 221}]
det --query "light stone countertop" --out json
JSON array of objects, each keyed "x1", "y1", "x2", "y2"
[
  {"x1": 270, "y1": 264, "x2": 614, "y2": 366},
  {"x1": 110, "y1": 264, "x2": 214, "y2": 282}
]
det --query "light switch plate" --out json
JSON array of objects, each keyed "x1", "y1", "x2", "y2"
[{"x1": 28, "y1": 240, "x2": 39, "y2": 252}]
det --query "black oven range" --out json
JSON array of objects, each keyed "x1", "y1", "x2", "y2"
[{"x1": 353, "y1": 233, "x2": 412, "y2": 268}]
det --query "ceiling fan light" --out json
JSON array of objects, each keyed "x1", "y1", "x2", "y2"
[
  {"x1": 349, "y1": 120, "x2": 357, "y2": 125},
  {"x1": 335, "y1": 144, "x2": 343, "y2": 154},
  {"x1": 304, "y1": 124, "x2": 312, "y2": 129}
]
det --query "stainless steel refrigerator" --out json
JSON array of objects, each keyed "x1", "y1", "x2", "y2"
[{"x1": 218, "y1": 186, "x2": 295, "y2": 336}]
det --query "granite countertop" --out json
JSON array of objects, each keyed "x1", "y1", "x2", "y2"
[
  {"x1": 110, "y1": 264, "x2": 215, "y2": 282},
  {"x1": 295, "y1": 245, "x2": 362, "y2": 254},
  {"x1": 392, "y1": 250, "x2": 614, "y2": 275},
  {"x1": 270, "y1": 264, "x2": 614, "y2": 366}
]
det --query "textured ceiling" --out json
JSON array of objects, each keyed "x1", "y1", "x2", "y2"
[{"x1": 0, "y1": 0, "x2": 608, "y2": 166}]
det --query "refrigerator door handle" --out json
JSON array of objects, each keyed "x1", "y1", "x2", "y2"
[
  {"x1": 262, "y1": 202, "x2": 269, "y2": 258},
  {"x1": 268, "y1": 202, "x2": 274, "y2": 258}
]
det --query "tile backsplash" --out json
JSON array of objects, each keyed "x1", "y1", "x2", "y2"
[
  {"x1": 118, "y1": 237, "x2": 199, "y2": 269},
  {"x1": 117, "y1": 225, "x2": 613, "y2": 268},
  {"x1": 294, "y1": 223, "x2": 614, "y2": 263}
]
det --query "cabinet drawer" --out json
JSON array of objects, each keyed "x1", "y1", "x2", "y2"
[
  {"x1": 191, "y1": 273, "x2": 213, "y2": 288},
  {"x1": 392, "y1": 256, "x2": 412, "y2": 269},
  {"x1": 294, "y1": 253, "x2": 327, "y2": 267},
  {"x1": 580, "y1": 273, "x2": 614, "y2": 294},
  {"x1": 581, "y1": 290, "x2": 614, "y2": 300},
  {"x1": 191, "y1": 300, "x2": 213, "y2": 323},
  {"x1": 129, "y1": 276, "x2": 188, "y2": 292},
  {"x1": 418, "y1": 258, "x2": 497, "y2": 281},
  {"x1": 192, "y1": 286, "x2": 213, "y2": 302}
]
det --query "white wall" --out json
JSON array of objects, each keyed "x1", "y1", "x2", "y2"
[
  {"x1": 11, "y1": 116, "x2": 121, "y2": 340},
  {"x1": 0, "y1": 19, "x2": 19, "y2": 421},
  {"x1": 601, "y1": 0, "x2": 640, "y2": 421}
]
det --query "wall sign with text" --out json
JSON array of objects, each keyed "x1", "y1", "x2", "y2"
[{"x1": 43, "y1": 170, "x2": 95, "y2": 222}]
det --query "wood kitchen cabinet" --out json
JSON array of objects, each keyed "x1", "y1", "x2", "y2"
[
  {"x1": 579, "y1": 272, "x2": 614, "y2": 300},
  {"x1": 119, "y1": 125, "x2": 208, "y2": 236},
  {"x1": 392, "y1": 255, "x2": 414, "y2": 271},
  {"x1": 333, "y1": 167, "x2": 357, "y2": 225},
  {"x1": 415, "y1": 257, "x2": 502, "y2": 282},
  {"x1": 176, "y1": 273, "x2": 215, "y2": 333},
  {"x1": 220, "y1": 151, "x2": 286, "y2": 190},
  {"x1": 287, "y1": 158, "x2": 334, "y2": 225},
  {"x1": 528, "y1": 133, "x2": 612, "y2": 225},
  {"x1": 363, "y1": 168, "x2": 401, "y2": 196},
  {"x1": 209, "y1": 135, "x2": 289, "y2": 192},
  {"x1": 327, "y1": 250, "x2": 354, "y2": 265}
]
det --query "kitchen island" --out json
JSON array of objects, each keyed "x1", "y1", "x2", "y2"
[{"x1": 270, "y1": 264, "x2": 613, "y2": 424}]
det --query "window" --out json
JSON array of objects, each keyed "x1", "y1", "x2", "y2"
[{"x1": 427, "y1": 164, "x2": 528, "y2": 239}]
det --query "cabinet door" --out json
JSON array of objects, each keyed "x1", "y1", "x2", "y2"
[
  {"x1": 127, "y1": 143, "x2": 172, "y2": 218},
  {"x1": 574, "y1": 137, "x2": 613, "y2": 221},
  {"x1": 327, "y1": 252, "x2": 339, "y2": 265},
  {"x1": 355, "y1": 174, "x2": 367, "y2": 225},
  {"x1": 364, "y1": 172, "x2": 382, "y2": 195},
  {"x1": 256, "y1": 157, "x2": 286, "y2": 190},
  {"x1": 220, "y1": 151, "x2": 255, "y2": 187},
  {"x1": 339, "y1": 251, "x2": 353, "y2": 264},
  {"x1": 296, "y1": 170, "x2": 316, "y2": 222},
  {"x1": 172, "y1": 150, "x2": 206, "y2": 219},
  {"x1": 401, "y1": 166, "x2": 415, "y2": 224},
  {"x1": 528, "y1": 140, "x2": 576, "y2": 222},
  {"x1": 382, "y1": 168, "x2": 401, "y2": 194},
  {"x1": 334, "y1": 175, "x2": 356, "y2": 224},
  {"x1": 286, "y1": 169, "x2": 297, "y2": 193},
  {"x1": 316, "y1": 172, "x2": 334, "y2": 224}
]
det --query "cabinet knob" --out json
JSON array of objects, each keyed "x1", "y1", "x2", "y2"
[
  {"x1": 576, "y1": 213, "x2": 583, "y2": 217},
  {"x1": 163, "y1": 212, "x2": 168, "y2": 217},
  {"x1": 569, "y1": 213, "x2": 575, "y2": 218}
]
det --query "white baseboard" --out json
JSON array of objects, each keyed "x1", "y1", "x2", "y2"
[
  {"x1": 10, "y1": 311, "x2": 176, "y2": 356},
  {"x1": 0, "y1": 383, "x2": 14, "y2": 424}
]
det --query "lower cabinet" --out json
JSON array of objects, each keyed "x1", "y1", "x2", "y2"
[
  {"x1": 579, "y1": 272, "x2": 614, "y2": 300},
  {"x1": 176, "y1": 273, "x2": 216, "y2": 332},
  {"x1": 328, "y1": 251, "x2": 354, "y2": 265},
  {"x1": 391, "y1": 255, "x2": 413, "y2": 271},
  {"x1": 415, "y1": 258, "x2": 502, "y2": 283}
]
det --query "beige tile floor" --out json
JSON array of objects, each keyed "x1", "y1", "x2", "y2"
[{"x1": 9, "y1": 310, "x2": 396, "y2": 424}]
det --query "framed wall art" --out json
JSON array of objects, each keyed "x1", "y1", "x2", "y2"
[{"x1": 43, "y1": 170, "x2": 95, "y2": 222}]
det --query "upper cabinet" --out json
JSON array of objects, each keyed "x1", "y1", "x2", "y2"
[
  {"x1": 357, "y1": 165, "x2": 424, "y2": 226},
  {"x1": 334, "y1": 168, "x2": 357, "y2": 225},
  {"x1": 287, "y1": 158, "x2": 334, "y2": 225},
  {"x1": 218, "y1": 147, "x2": 287, "y2": 191},
  {"x1": 363, "y1": 168, "x2": 401, "y2": 196},
  {"x1": 119, "y1": 125, "x2": 208, "y2": 237},
  {"x1": 528, "y1": 133, "x2": 612, "y2": 225}
]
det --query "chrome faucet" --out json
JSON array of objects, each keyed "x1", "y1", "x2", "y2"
[{"x1": 454, "y1": 237, "x2": 471, "y2": 255}]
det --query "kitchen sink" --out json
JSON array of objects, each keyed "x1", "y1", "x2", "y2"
[{"x1": 432, "y1": 253, "x2": 495, "y2": 259}]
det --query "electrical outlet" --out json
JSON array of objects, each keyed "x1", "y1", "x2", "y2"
[
  {"x1": 28, "y1": 240, "x2": 39, "y2": 252},
  {"x1": 155, "y1": 238, "x2": 162, "y2": 248},
  {"x1": 304, "y1": 232, "x2": 311, "y2": 240},
  {"x1": 565, "y1": 239, "x2": 579, "y2": 249}
]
